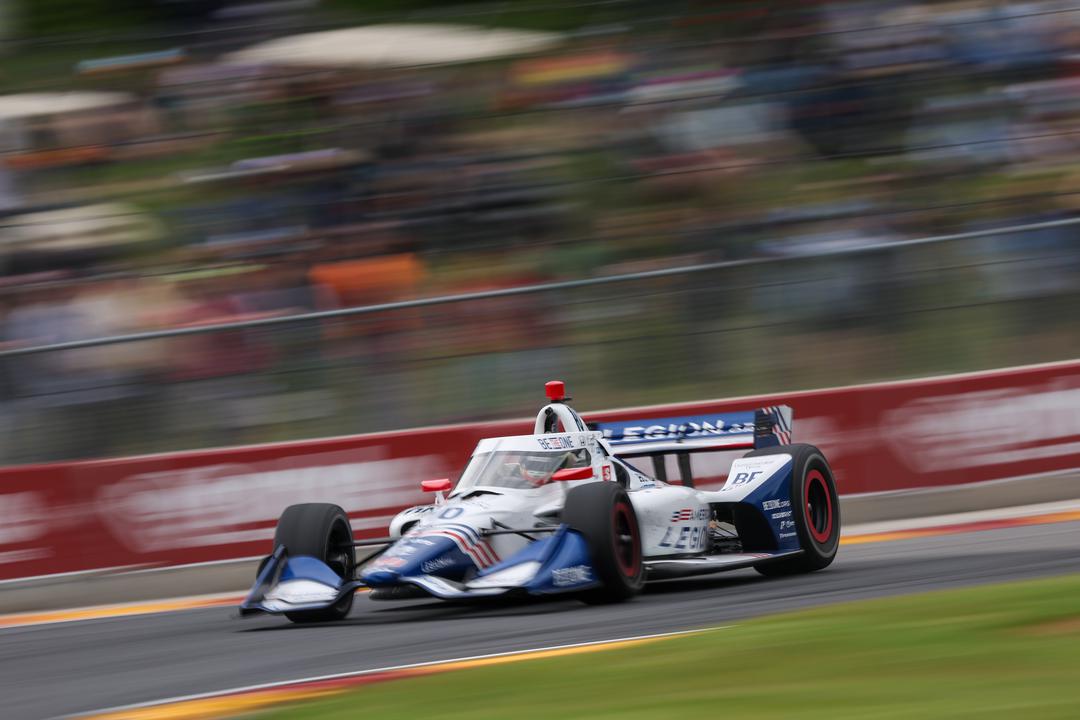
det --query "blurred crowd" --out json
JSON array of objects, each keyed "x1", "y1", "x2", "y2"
[{"x1": 1, "y1": 0, "x2": 1078, "y2": 462}]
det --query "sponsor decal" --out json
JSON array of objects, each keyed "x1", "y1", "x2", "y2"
[
  {"x1": 600, "y1": 414, "x2": 760, "y2": 442},
  {"x1": 770, "y1": 511, "x2": 792, "y2": 520},
  {"x1": 602, "y1": 465, "x2": 612, "y2": 482},
  {"x1": 755, "y1": 406, "x2": 793, "y2": 445},
  {"x1": 0, "y1": 492, "x2": 49, "y2": 544},
  {"x1": 762, "y1": 499, "x2": 790, "y2": 511},
  {"x1": 94, "y1": 451, "x2": 443, "y2": 554},
  {"x1": 719, "y1": 455, "x2": 790, "y2": 494},
  {"x1": 375, "y1": 556, "x2": 407, "y2": 569},
  {"x1": 670, "y1": 508, "x2": 709, "y2": 523},
  {"x1": 413, "y1": 523, "x2": 500, "y2": 569},
  {"x1": 537, "y1": 436, "x2": 578, "y2": 450},
  {"x1": 421, "y1": 555, "x2": 457, "y2": 573},
  {"x1": 729, "y1": 471, "x2": 762, "y2": 486},
  {"x1": 551, "y1": 565, "x2": 592, "y2": 587},
  {"x1": 738, "y1": 455, "x2": 789, "y2": 469},
  {"x1": 885, "y1": 386, "x2": 1080, "y2": 472},
  {"x1": 658, "y1": 524, "x2": 707, "y2": 550},
  {"x1": 0, "y1": 548, "x2": 50, "y2": 564}
]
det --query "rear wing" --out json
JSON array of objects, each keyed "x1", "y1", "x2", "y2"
[{"x1": 592, "y1": 405, "x2": 792, "y2": 458}]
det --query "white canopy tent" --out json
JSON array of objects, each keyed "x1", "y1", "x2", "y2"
[
  {"x1": 0, "y1": 203, "x2": 161, "y2": 255},
  {"x1": 0, "y1": 92, "x2": 139, "y2": 156},
  {"x1": 226, "y1": 24, "x2": 564, "y2": 69},
  {"x1": 0, "y1": 92, "x2": 135, "y2": 121}
]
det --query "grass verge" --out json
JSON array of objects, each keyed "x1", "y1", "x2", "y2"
[{"x1": 255, "y1": 574, "x2": 1080, "y2": 719}]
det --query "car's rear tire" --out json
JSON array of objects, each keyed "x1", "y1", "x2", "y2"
[
  {"x1": 272, "y1": 503, "x2": 356, "y2": 623},
  {"x1": 743, "y1": 444, "x2": 841, "y2": 576},
  {"x1": 563, "y1": 482, "x2": 644, "y2": 603}
]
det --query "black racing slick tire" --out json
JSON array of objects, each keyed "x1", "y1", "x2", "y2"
[
  {"x1": 563, "y1": 481, "x2": 644, "y2": 603},
  {"x1": 743, "y1": 444, "x2": 841, "y2": 576},
  {"x1": 272, "y1": 503, "x2": 356, "y2": 623}
]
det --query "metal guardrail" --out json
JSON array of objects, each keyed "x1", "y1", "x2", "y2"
[
  {"x1": 3, "y1": 215, "x2": 1079, "y2": 358},
  {"x1": 1, "y1": 216, "x2": 1077, "y2": 465}
]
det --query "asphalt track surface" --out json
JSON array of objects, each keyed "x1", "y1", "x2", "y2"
[{"x1": 5, "y1": 520, "x2": 1080, "y2": 720}]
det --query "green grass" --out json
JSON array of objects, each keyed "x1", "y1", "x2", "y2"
[{"x1": 257, "y1": 574, "x2": 1080, "y2": 719}]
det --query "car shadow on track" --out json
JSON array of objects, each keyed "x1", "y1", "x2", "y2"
[
  {"x1": 236, "y1": 572, "x2": 790, "y2": 632},
  {"x1": 235, "y1": 594, "x2": 589, "y2": 632},
  {"x1": 641, "y1": 571, "x2": 768, "y2": 596}
]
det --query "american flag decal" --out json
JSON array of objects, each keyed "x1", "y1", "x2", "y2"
[
  {"x1": 670, "y1": 508, "x2": 694, "y2": 522},
  {"x1": 765, "y1": 405, "x2": 792, "y2": 445},
  {"x1": 414, "y1": 524, "x2": 500, "y2": 569}
]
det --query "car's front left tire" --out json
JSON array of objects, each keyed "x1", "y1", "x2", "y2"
[{"x1": 272, "y1": 503, "x2": 356, "y2": 623}]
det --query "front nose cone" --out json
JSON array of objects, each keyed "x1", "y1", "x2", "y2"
[
  {"x1": 359, "y1": 534, "x2": 474, "y2": 585},
  {"x1": 359, "y1": 567, "x2": 401, "y2": 587}
]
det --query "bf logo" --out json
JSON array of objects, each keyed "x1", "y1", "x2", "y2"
[{"x1": 731, "y1": 471, "x2": 762, "y2": 486}]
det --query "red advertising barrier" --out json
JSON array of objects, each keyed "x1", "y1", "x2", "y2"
[{"x1": 1, "y1": 360, "x2": 1077, "y2": 581}]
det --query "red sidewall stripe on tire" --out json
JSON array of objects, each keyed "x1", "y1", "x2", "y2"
[
  {"x1": 612, "y1": 502, "x2": 640, "y2": 578},
  {"x1": 805, "y1": 469, "x2": 833, "y2": 544}
]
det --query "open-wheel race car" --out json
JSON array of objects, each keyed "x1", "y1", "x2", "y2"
[{"x1": 240, "y1": 381, "x2": 841, "y2": 622}]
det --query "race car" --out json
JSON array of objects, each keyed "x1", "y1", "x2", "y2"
[{"x1": 240, "y1": 381, "x2": 840, "y2": 622}]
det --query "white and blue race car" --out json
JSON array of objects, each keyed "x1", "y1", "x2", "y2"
[{"x1": 240, "y1": 381, "x2": 840, "y2": 622}]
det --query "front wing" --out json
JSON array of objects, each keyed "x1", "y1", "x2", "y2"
[
  {"x1": 239, "y1": 546, "x2": 364, "y2": 616},
  {"x1": 240, "y1": 525, "x2": 601, "y2": 614}
]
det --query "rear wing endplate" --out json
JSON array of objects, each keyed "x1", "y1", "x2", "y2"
[{"x1": 592, "y1": 405, "x2": 792, "y2": 457}]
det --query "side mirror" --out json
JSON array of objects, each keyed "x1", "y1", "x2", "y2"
[
  {"x1": 421, "y1": 478, "x2": 452, "y2": 493},
  {"x1": 551, "y1": 467, "x2": 593, "y2": 481}
]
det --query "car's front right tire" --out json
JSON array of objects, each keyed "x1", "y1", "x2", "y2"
[{"x1": 563, "y1": 482, "x2": 644, "y2": 603}]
